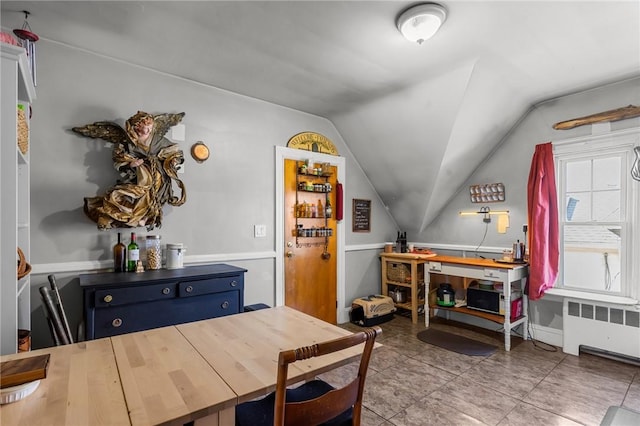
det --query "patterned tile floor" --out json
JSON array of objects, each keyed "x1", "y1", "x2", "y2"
[{"x1": 319, "y1": 313, "x2": 640, "y2": 425}]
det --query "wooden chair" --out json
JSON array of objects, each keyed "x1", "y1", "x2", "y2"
[{"x1": 235, "y1": 326, "x2": 381, "y2": 426}]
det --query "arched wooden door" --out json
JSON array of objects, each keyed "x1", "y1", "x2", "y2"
[{"x1": 284, "y1": 159, "x2": 337, "y2": 324}]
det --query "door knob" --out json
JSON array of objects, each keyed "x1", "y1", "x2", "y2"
[{"x1": 286, "y1": 251, "x2": 294, "y2": 258}]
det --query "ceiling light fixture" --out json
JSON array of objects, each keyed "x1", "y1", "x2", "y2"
[{"x1": 397, "y1": 3, "x2": 447, "y2": 45}]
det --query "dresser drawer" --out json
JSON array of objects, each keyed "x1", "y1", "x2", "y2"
[
  {"x1": 94, "y1": 282, "x2": 177, "y2": 307},
  {"x1": 93, "y1": 291, "x2": 240, "y2": 339},
  {"x1": 81, "y1": 264, "x2": 247, "y2": 340},
  {"x1": 178, "y1": 275, "x2": 243, "y2": 297}
]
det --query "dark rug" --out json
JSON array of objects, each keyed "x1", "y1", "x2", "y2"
[{"x1": 417, "y1": 329, "x2": 497, "y2": 356}]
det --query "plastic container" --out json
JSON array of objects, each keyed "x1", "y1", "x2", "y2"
[
  {"x1": 146, "y1": 235, "x2": 162, "y2": 270},
  {"x1": 166, "y1": 243, "x2": 185, "y2": 269},
  {"x1": 436, "y1": 283, "x2": 455, "y2": 307}
]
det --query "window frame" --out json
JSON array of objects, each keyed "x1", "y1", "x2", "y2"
[{"x1": 553, "y1": 128, "x2": 640, "y2": 300}]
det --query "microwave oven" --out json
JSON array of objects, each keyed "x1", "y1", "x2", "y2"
[{"x1": 466, "y1": 285, "x2": 522, "y2": 320}]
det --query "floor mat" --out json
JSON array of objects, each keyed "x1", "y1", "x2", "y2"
[{"x1": 417, "y1": 328, "x2": 497, "y2": 356}]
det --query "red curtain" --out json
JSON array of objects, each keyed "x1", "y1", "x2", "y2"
[{"x1": 527, "y1": 142, "x2": 559, "y2": 300}]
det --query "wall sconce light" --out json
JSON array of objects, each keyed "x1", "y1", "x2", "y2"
[
  {"x1": 397, "y1": 3, "x2": 447, "y2": 44},
  {"x1": 460, "y1": 206, "x2": 510, "y2": 233}
]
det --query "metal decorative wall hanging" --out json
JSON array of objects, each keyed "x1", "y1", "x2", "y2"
[
  {"x1": 287, "y1": 132, "x2": 339, "y2": 156},
  {"x1": 13, "y1": 10, "x2": 38, "y2": 86},
  {"x1": 72, "y1": 111, "x2": 187, "y2": 230}
]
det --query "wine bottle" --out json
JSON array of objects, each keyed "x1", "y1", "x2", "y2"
[
  {"x1": 113, "y1": 232, "x2": 126, "y2": 272},
  {"x1": 127, "y1": 232, "x2": 140, "y2": 272},
  {"x1": 325, "y1": 199, "x2": 332, "y2": 218}
]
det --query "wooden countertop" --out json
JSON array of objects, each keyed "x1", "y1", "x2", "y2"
[
  {"x1": 381, "y1": 252, "x2": 527, "y2": 270},
  {"x1": 379, "y1": 252, "x2": 436, "y2": 260},
  {"x1": 427, "y1": 255, "x2": 528, "y2": 270}
]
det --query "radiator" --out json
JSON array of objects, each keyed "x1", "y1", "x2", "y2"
[{"x1": 563, "y1": 298, "x2": 640, "y2": 360}]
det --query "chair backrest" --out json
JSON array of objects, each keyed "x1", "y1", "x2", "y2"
[
  {"x1": 274, "y1": 326, "x2": 381, "y2": 426},
  {"x1": 39, "y1": 274, "x2": 74, "y2": 345}
]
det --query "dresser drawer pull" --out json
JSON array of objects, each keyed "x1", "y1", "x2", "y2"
[
  {"x1": 103, "y1": 295, "x2": 113, "y2": 303},
  {"x1": 186, "y1": 285, "x2": 194, "y2": 293},
  {"x1": 230, "y1": 280, "x2": 238, "y2": 287},
  {"x1": 162, "y1": 287, "x2": 171, "y2": 295},
  {"x1": 112, "y1": 318, "x2": 123, "y2": 328},
  {"x1": 221, "y1": 301, "x2": 230, "y2": 309},
  {"x1": 428, "y1": 262, "x2": 442, "y2": 272},
  {"x1": 484, "y1": 268, "x2": 501, "y2": 278}
]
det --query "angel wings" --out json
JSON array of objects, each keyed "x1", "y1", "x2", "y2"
[{"x1": 72, "y1": 112, "x2": 184, "y2": 145}]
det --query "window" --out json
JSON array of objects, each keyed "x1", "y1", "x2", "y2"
[{"x1": 554, "y1": 130, "x2": 640, "y2": 298}]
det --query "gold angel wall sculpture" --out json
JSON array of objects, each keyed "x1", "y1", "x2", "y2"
[{"x1": 73, "y1": 111, "x2": 186, "y2": 230}]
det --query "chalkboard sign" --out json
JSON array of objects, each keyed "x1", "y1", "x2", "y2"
[{"x1": 352, "y1": 199, "x2": 371, "y2": 232}]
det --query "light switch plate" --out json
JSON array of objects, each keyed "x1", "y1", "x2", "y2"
[{"x1": 254, "y1": 224, "x2": 267, "y2": 238}]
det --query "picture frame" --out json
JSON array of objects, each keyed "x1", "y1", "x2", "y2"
[{"x1": 352, "y1": 199, "x2": 371, "y2": 232}]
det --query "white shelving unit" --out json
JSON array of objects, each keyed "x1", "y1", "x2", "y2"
[{"x1": 1, "y1": 43, "x2": 36, "y2": 355}]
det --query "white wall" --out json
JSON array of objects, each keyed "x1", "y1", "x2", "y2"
[
  {"x1": 27, "y1": 40, "x2": 397, "y2": 348},
  {"x1": 419, "y1": 76, "x2": 640, "y2": 338}
]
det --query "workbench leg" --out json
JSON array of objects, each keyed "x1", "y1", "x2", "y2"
[
  {"x1": 504, "y1": 327, "x2": 511, "y2": 352},
  {"x1": 411, "y1": 286, "x2": 418, "y2": 324},
  {"x1": 425, "y1": 267, "x2": 431, "y2": 328},
  {"x1": 522, "y1": 278, "x2": 529, "y2": 341}
]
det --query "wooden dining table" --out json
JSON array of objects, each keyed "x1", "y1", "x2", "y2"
[
  {"x1": 176, "y1": 305, "x2": 365, "y2": 404},
  {"x1": 0, "y1": 306, "x2": 369, "y2": 426}
]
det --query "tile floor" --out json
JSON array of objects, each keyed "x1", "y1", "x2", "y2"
[{"x1": 319, "y1": 313, "x2": 640, "y2": 426}]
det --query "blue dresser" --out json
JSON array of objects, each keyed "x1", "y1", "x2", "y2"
[{"x1": 80, "y1": 264, "x2": 246, "y2": 340}]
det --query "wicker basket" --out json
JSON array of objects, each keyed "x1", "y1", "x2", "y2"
[
  {"x1": 387, "y1": 262, "x2": 411, "y2": 282},
  {"x1": 17, "y1": 247, "x2": 31, "y2": 279},
  {"x1": 17, "y1": 107, "x2": 29, "y2": 155}
]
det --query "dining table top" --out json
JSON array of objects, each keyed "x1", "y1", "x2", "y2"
[
  {"x1": 110, "y1": 325, "x2": 237, "y2": 426},
  {"x1": 1, "y1": 306, "x2": 369, "y2": 426},
  {"x1": 0, "y1": 338, "x2": 130, "y2": 426},
  {"x1": 177, "y1": 305, "x2": 363, "y2": 403}
]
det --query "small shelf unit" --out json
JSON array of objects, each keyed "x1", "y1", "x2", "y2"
[
  {"x1": 1, "y1": 44, "x2": 36, "y2": 355},
  {"x1": 380, "y1": 253, "x2": 431, "y2": 324}
]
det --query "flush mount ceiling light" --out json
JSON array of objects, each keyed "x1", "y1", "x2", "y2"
[{"x1": 397, "y1": 3, "x2": 447, "y2": 44}]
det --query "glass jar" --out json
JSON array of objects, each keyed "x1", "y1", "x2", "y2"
[
  {"x1": 166, "y1": 243, "x2": 186, "y2": 269},
  {"x1": 146, "y1": 235, "x2": 162, "y2": 270}
]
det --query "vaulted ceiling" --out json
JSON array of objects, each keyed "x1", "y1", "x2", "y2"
[{"x1": 2, "y1": 1, "x2": 639, "y2": 232}]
